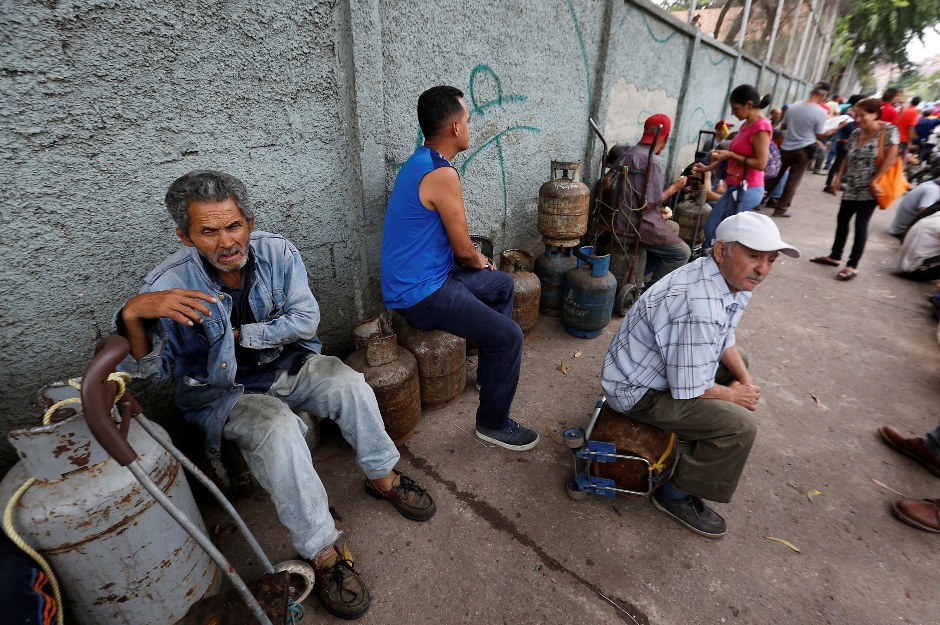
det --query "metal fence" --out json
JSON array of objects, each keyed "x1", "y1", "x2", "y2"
[{"x1": 654, "y1": 0, "x2": 842, "y2": 87}]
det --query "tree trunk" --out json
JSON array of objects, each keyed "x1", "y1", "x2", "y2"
[{"x1": 713, "y1": 0, "x2": 739, "y2": 39}]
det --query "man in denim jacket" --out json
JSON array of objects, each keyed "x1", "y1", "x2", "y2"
[{"x1": 115, "y1": 170, "x2": 435, "y2": 620}]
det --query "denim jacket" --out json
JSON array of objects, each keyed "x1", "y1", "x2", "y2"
[{"x1": 114, "y1": 231, "x2": 322, "y2": 456}]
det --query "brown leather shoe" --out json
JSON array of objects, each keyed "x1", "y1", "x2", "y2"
[
  {"x1": 878, "y1": 426, "x2": 940, "y2": 478},
  {"x1": 893, "y1": 498, "x2": 940, "y2": 533},
  {"x1": 310, "y1": 545, "x2": 370, "y2": 620},
  {"x1": 364, "y1": 469, "x2": 436, "y2": 522}
]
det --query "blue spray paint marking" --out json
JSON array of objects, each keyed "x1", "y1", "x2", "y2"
[
  {"x1": 566, "y1": 0, "x2": 591, "y2": 109},
  {"x1": 467, "y1": 64, "x2": 526, "y2": 117},
  {"x1": 703, "y1": 45, "x2": 729, "y2": 67},
  {"x1": 620, "y1": 5, "x2": 678, "y2": 44},
  {"x1": 461, "y1": 64, "x2": 540, "y2": 231}
]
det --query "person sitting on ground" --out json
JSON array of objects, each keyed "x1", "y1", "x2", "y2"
[
  {"x1": 764, "y1": 81, "x2": 847, "y2": 218},
  {"x1": 115, "y1": 170, "x2": 436, "y2": 620},
  {"x1": 878, "y1": 424, "x2": 940, "y2": 533},
  {"x1": 892, "y1": 211, "x2": 940, "y2": 280},
  {"x1": 608, "y1": 113, "x2": 689, "y2": 286},
  {"x1": 381, "y1": 85, "x2": 539, "y2": 451},
  {"x1": 887, "y1": 176, "x2": 940, "y2": 239},
  {"x1": 601, "y1": 212, "x2": 800, "y2": 538}
]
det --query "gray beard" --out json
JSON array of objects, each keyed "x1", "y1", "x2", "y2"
[{"x1": 199, "y1": 245, "x2": 248, "y2": 274}]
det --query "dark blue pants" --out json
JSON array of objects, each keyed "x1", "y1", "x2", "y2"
[{"x1": 396, "y1": 266, "x2": 522, "y2": 430}]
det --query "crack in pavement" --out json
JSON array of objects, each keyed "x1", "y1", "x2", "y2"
[{"x1": 401, "y1": 447, "x2": 650, "y2": 625}]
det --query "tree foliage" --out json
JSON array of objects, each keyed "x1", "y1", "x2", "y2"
[{"x1": 836, "y1": 0, "x2": 940, "y2": 69}]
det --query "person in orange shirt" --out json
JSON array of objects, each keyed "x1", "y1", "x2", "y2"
[{"x1": 898, "y1": 96, "x2": 922, "y2": 158}]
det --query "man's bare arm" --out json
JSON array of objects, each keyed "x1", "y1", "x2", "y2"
[
  {"x1": 418, "y1": 167, "x2": 490, "y2": 269},
  {"x1": 119, "y1": 289, "x2": 217, "y2": 360}
]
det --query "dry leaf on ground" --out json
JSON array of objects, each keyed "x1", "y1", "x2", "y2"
[
  {"x1": 807, "y1": 489, "x2": 822, "y2": 502},
  {"x1": 558, "y1": 360, "x2": 567, "y2": 375},
  {"x1": 765, "y1": 536, "x2": 801, "y2": 552},
  {"x1": 871, "y1": 478, "x2": 909, "y2": 497},
  {"x1": 810, "y1": 394, "x2": 821, "y2": 406},
  {"x1": 574, "y1": 347, "x2": 582, "y2": 358}
]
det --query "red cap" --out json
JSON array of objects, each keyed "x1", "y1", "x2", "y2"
[
  {"x1": 715, "y1": 119, "x2": 734, "y2": 133},
  {"x1": 640, "y1": 113, "x2": 672, "y2": 144}
]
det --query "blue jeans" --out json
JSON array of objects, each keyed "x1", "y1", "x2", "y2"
[
  {"x1": 223, "y1": 354, "x2": 400, "y2": 559},
  {"x1": 769, "y1": 170, "x2": 788, "y2": 200},
  {"x1": 643, "y1": 240, "x2": 691, "y2": 285},
  {"x1": 704, "y1": 184, "x2": 765, "y2": 248},
  {"x1": 397, "y1": 266, "x2": 522, "y2": 431}
]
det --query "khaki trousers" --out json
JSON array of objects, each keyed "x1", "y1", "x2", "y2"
[{"x1": 623, "y1": 354, "x2": 756, "y2": 503}]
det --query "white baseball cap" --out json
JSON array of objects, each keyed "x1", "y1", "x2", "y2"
[{"x1": 715, "y1": 212, "x2": 801, "y2": 258}]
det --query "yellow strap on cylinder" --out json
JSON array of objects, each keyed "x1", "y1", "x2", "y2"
[{"x1": 649, "y1": 432, "x2": 677, "y2": 474}]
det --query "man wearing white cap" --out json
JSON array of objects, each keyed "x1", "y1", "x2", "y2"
[{"x1": 602, "y1": 212, "x2": 800, "y2": 537}]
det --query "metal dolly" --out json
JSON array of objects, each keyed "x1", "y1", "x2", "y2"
[{"x1": 563, "y1": 398, "x2": 677, "y2": 499}]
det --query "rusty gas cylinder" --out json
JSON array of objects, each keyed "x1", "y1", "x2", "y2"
[
  {"x1": 499, "y1": 249, "x2": 540, "y2": 335},
  {"x1": 346, "y1": 318, "x2": 421, "y2": 445},
  {"x1": 0, "y1": 383, "x2": 218, "y2": 624},
  {"x1": 538, "y1": 161, "x2": 590, "y2": 247},
  {"x1": 674, "y1": 197, "x2": 711, "y2": 248},
  {"x1": 589, "y1": 403, "x2": 677, "y2": 497},
  {"x1": 398, "y1": 323, "x2": 466, "y2": 410}
]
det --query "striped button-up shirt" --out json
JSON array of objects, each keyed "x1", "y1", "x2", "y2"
[{"x1": 602, "y1": 256, "x2": 750, "y2": 412}]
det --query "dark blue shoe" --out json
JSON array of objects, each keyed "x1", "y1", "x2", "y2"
[
  {"x1": 475, "y1": 419, "x2": 539, "y2": 451},
  {"x1": 652, "y1": 489, "x2": 727, "y2": 538}
]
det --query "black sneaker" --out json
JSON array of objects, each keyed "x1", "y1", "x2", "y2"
[
  {"x1": 475, "y1": 419, "x2": 539, "y2": 451},
  {"x1": 652, "y1": 489, "x2": 727, "y2": 538},
  {"x1": 765, "y1": 198, "x2": 779, "y2": 209}
]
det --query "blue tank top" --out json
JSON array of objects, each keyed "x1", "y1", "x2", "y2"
[{"x1": 381, "y1": 146, "x2": 456, "y2": 309}]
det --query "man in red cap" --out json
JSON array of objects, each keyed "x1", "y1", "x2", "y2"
[{"x1": 608, "y1": 113, "x2": 689, "y2": 286}]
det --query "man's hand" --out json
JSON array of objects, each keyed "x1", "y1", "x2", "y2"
[
  {"x1": 729, "y1": 381, "x2": 761, "y2": 411},
  {"x1": 122, "y1": 290, "x2": 217, "y2": 327},
  {"x1": 120, "y1": 289, "x2": 218, "y2": 361}
]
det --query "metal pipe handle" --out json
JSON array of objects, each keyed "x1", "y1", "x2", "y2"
[{"x1": 82, "y1": 336, "x2": 137, "y2": 466}]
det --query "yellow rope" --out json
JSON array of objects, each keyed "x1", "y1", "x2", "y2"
[
  {"x1": 2, "y1": 372, "x2": 132, "y2": 625},
  {"x1": 649, "y1": 432, "x2": 677, "y2": 474}
]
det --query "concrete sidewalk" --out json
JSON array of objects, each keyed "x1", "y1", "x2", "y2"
[{"x1": 208, "y1": 171, "x2": 940, "y2": 625}]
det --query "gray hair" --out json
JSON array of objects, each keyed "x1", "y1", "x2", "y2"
[{"x1": 165, "y1": 170, "x2": 253, "y2": 234}]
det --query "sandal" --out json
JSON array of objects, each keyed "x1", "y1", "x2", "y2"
[
  {"x1": 836, "y1": 268, "x2": 858, "y2": 281},
  {"x1": 810, "y1": 256, "x2": 840, "y2": 267}
]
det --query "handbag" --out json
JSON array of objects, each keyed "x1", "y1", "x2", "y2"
[{"x1": 875, "y1": 125, "x2": 910, "y2": 209}]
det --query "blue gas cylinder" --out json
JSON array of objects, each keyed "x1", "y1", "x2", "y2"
[
  {"x1": 561, "y1": 246, "x2": 617, "y2": 338},
  {"x1": 534, "y1": 245, "x2": 578, "y2": 317}
]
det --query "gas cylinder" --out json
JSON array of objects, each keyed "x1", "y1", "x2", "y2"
[
  {"x1": 534, "y1": 246, "x2": 578, "y2": 317},
  {"x1": 674, "y1": 197, "x2": 711, "y2": 247},
  {"x1": 538, "y1": 161, "x2": 590, "y2": 247},
  {"x1": 0, "y1": 384, "x2": 217, "y2": 625},
  {"x1": 346, "y1": 318, "x2": 422, "y2": 445},
  {"x1": 398, "y1": 323, "x2": 466, "y2": 410},
  {"x1": 607, "y1": 243, "x2": 647, "y2": 294},
  {"x1": 499, "y1": 249, "x2": 541, "y2": 335},
  {"x1": 561, "y1": 246, "x2": 617, "y2": 338}
]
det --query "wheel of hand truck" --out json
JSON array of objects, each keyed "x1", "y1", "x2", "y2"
[
  {"x1": 567, "y1": 479, "x2": 587, "y2": 500},
  {"x1": 614, "y1": 284, "x2": 641, "y2": 316},
  {"x1": 563, "y1": 428, "x2": 585, "y2": 449},
  {"x1": 274, "y1": 559, "x2": 316, "y2": 603}
]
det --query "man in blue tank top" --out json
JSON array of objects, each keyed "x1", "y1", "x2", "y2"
[{"x1": 381, "y1": 85, "x2": 538, "y2": 451}]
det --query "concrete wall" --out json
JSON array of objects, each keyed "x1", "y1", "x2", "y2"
[{"x1": 0, "y1": 0, "x2": 810, "y2": 471}]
